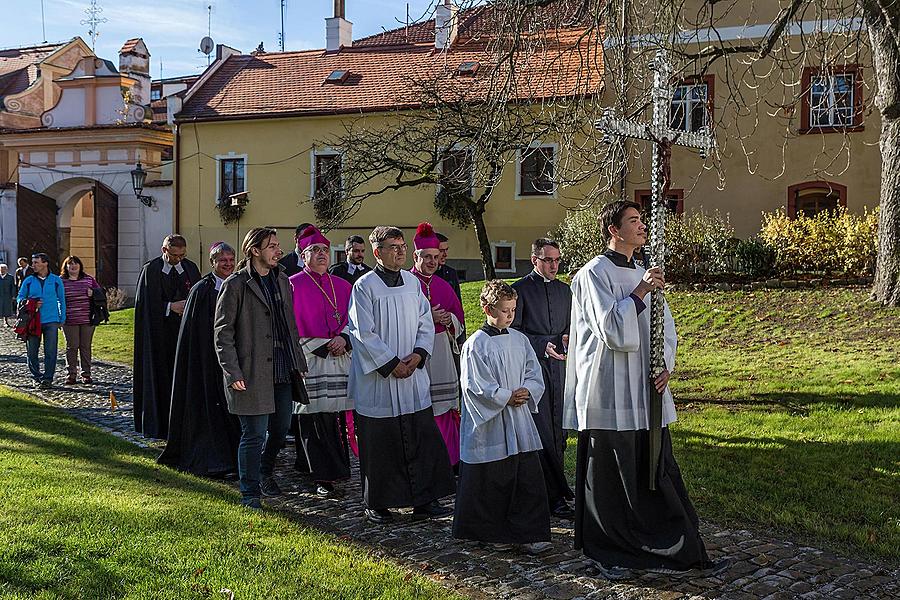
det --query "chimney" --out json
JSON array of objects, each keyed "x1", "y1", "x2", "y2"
[
  {"x1": 435, "y1": 0, "x2": 458, "y2": 50},
  {"x1": 326, "y1": 0, "x2": 353, "y2": 52},
  {"x1": 119, "y1": 38, "x2": 151, "y2": 105}
]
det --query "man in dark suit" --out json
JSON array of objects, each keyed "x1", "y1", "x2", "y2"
[
  {"x1": 278, "y1": 223, "x2": 312, "y2": 277},
  {"x1": 510, "y1": 237, "x2": 575, "y2": 519},
  {"x1": 328, "y1": 234, "x2": 371, "y2": 285},
  {"x1": 435, "y1": 232, "x2": 462, "y2": 301}
]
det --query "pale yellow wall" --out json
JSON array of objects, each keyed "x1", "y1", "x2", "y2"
[
  {"x1": 177, "y1": 115, "x2": 593, "y2": 274},
  {"x1": 605, "y1": 34, "x2": 880, "y2": 238},
  {"x1": 69, "y1": 191, "x2": 96, "y2": 274}
]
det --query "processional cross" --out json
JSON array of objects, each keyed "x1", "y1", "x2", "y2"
[{"x1": 596, "y1": 49, "x2": 714, "y2": 490}]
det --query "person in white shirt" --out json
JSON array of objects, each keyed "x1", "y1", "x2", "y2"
[
  {"x1": 564, "y1": 200, "x2": 727, "y2": 580},
  {"x1": 453, "y1": 280, "x2": 552, "y2": 555}
]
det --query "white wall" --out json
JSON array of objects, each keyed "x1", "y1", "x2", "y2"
[{"x1": 0, "y1": 188, "x2": 17, "y2": 265}]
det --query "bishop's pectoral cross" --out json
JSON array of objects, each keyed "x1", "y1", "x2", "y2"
[{"x1": 596, "y1": 49, "x2": 714, "y2": 490}]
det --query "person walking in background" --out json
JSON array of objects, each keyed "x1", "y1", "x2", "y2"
[
  {"x1": 60, "y1": 256, "x2": 103, "y2": 385},
  {"x1": 14, "y1": 257, "x2": 33, "y2": 291},
  {"x1": 0, "y1": 264, "x2": 15, "y2": 326},
  {"x1": 279, "y1": 223, "x2": 312, "y2": 277},
  {"x1": 435, "y1": 232, "x2": 462, "y2": 301},
  {"x1": 328, "y1": 234, "x2": 372, "y2": 285},
  {"x1": 17, "y1": 253, "x2": 65, "y2": 388}
]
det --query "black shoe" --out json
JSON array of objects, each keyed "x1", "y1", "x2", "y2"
[
  {"x1": 699, "y1": 558, "x2": 731, "y2": 577},
  {"x1": 551, "y1": 499, "x2": 575, "y2": 519},
  {"x1": 315, "y1": 482, "x2": 344, "y2": 498},
  {"x1": 592, "y1": 561, "x2": 634, "y2": 581},
  {"x1": 260, "y1": 477, "x2": 282, "y2": 497},
  {"x1": 39, "y1": 379, "x2": 52, "y2": 389},
  {"x1": 365, "y1": 508, "x2": 394, "y2": 524},
  {"x1": 412, "y1": 500, "x2": 453, "y2": 520}
]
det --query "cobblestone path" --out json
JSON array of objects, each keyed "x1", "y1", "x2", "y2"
[{"x1": 0, "y1": 328, "x2": 896, "y2": 599}]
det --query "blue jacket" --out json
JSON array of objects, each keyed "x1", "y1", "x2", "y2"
[{"x1": 17, "y1": 273, "x2": 66, "y2": 325}]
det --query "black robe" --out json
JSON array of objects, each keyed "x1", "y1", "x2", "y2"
[
  {"x1": 158, "y1": 273, "x2": 241, "y2": 476},
  {"x1": 435, "y1": 264, "x2": 462, "y2": 301},
  {"x1": 511, "y1": 271, "x2": 574, "y2": 505},
  {"x1": 278, "y1": 251, "x2": 304, "y2": 277},
  {"x1": 328, "y1": 261, "x2": 372, "y2": 285},
  {"x1": 133, "y1": 256, "x2": 201, "y2": 439}
]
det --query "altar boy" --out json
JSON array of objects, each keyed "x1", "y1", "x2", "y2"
[{"x1": 453, "y1": 280, "x2": 552, "y2": 554}]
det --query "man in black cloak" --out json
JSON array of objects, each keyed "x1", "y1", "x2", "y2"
[
  {"x1": 133, "y1": 234, "x2": 201, "y2": 439},
  {"x1": 328, "y1": 234, "x2": 372, "y2": 285},
  {"x1": 435, "y1": 232, "x2": 462, "y2": 301},
  {"x1": 278, "y1": 223, "x2": 312, "y2": 277},
  {"x1": 158, "y1": 241, "x2": 241, "y2": 476},
  {"x1": 511, "y1": 238, "x2": 575, "y2": 519}
]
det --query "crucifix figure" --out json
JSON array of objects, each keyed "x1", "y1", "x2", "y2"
[{"x1": 596, "y1": 49, "x2": 714, "y2": 490}]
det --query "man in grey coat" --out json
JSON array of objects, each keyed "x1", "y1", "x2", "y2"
[{"x1": 215, "y1": 227, "x2": 308, "y2": 509}]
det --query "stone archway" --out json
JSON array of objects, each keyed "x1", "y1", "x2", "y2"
[{"x1": 41, "y1": 177, "x2": 119, "y2": 285}]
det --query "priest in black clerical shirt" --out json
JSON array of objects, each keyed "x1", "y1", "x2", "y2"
[
  {"x1": 328, "y1": 234, "x2": 372, "y2": 285},
  {"x1": 510, "y1": 238, "x2": 575, "y2": 519},
  {"x1": 435, "y1": 232, "x2": 462, "y2": 300},
  {"x1": 278, "y1": 223, "x2": 311, "y2": 277},
  {"x1": 158, "y1": 241, "x2": 241, "y2": 476},
  {"x1": 133, "y1": 234, "x2": 201, "y2": 439}
]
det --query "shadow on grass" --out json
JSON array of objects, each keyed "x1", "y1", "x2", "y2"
[
  {"x1": 673, "y1": 426, "x2": 900, "y2": 563},
  {"x1": 0, "y1": 395, "x2": 234, "y2": 501},
  {"x1": 676, "y1": 390, "x2": 900, "y2": 413}
]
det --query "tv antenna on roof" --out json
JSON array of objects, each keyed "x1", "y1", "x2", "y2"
[
  {"x1": 278, "y1": 0, "x2": 286, "y2": 52},
  {"x1": 198, "y1": 4, "x2": 215, "y2": 65}
]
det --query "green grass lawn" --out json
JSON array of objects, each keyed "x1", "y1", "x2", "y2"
[
  {"x1": 0, "y1": 387, "x2": 457, "y2": 600},
  {"x1": 92, "y1": 308, "x2": 135, "y2": 365},
  {"x1": 94, "y1": 286, "x2": 899, "y2": 561}
]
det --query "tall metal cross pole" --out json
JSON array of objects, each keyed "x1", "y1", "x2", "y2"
[{"x1": 596, "y1": 49, "x2": 713, "y2": 490}]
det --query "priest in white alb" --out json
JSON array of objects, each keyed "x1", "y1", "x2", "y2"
[
  {"x1": 564, "y1": 200, "x2": 724, "y2": 579},
  {"x1": 348, "y1": 225, "x2": 455, "y2": 525}
]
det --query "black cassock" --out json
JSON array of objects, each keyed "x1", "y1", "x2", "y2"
[
  {"x1": 278, "y1": 251, "x2": 304, "y2": 277},
  {"x1": 328, "y1": 261, "x2": 372, "y2": 285},
  {"x1": 158, "y1": 273, "x2": 241, "y2": 476},
  {"x1": 435, "y1": 264, "x2": 462, "y2": 301},
  {"x1": 511, "y1": 271, "x2": 574, "y2": 506},
  {"x1": 133, "y1": 256, "x2": 201, "y2": 439}
]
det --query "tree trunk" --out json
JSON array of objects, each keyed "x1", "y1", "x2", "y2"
[
  {"x1": 864, "y1": 2, "x2": 900, "y2": 305},
  {"x1": 471, "y1": 204, "x2": 497, "y2": 280}
]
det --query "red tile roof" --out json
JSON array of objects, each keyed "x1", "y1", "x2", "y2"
[
  {"x1": 0, "y1": 42, "x2": 65, "y2": 98},
  {"x1": 119, "y1": 38, "x2": 146, "y2": 55},
  {"x1": 178, "y1": 12, "x2": 602, "y2": 122}
]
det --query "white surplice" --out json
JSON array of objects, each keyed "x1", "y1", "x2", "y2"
[
  {"x1": 348, "y1": 270, "x2": 435, "y2": 418},
  {"x1": 428, "y1": 312, "x2": 462, "y2": 417},
  {"x1": 459, "y1": 329, "x2": 545, "y2": 464},
  {"x1": 563, "y1": 255, "x2": 678, "y2": 432}
]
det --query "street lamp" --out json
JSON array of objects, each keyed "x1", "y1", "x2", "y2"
[{"x1": 130, "y1": 162, "x2": 153, "y2": 207}]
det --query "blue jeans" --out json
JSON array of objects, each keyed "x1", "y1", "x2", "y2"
[
  {"x1": 236, "y1": 383, "x2": 293, "y2": 499},
  {"x1": 26, "y1": 323, "x2": 59, "y2": 383}
]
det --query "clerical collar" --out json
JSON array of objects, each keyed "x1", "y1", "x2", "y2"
[
  {"x1": 602, "y1": 249, "x2": 636, "y2": 269},
  {"x1": 481, "y1": 322, "x2": 509, "y2": 336},
  {"x1": 347, "y1": 262, "x2": 361, "y2": 274},
  {"x1": 213, "y1": 273, "x2": 226, "y2": 290},
  {"x1": 532, "y1": 269, "x2": 553, "y2": 283},
  {"x1": 161, "y1": 260, "x2": 185, "y2": 275},
  {"x1": 374, "y1": 263, "x2": 403, "y2": 287}
]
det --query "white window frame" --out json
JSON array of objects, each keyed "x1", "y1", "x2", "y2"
[
  {"x1": 670, "y1": 81, "x2": 708, "y2": 132},
  {"x1": 515, "y1": 142, "x2": 558, "y2": 200},
  {"x1": 330, "y1": 244, "x2": 346, "y2": 265},
  {"x1": 491, "y1": 241, "x2": 516, "y2": 273},
  {"x1": 310, "y1": 147, "x2": 343, "y2": 199},
  {"x1": 436, "y1": 144, "x2": 475, "y2": 200},
  {"x1": 809, "y1": 72, "x2": 856, "y2": 128},
  {"x1": 215, "y1": 152, "x2": 247, "y2": 201}
]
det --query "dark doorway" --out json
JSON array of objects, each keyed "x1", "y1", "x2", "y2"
[
  {"x1": 16, "y1": 185, "x2": 59, "y2": 270},
  {"x1": 93, "y1": 182, "x2": 118, "y2": 288}
]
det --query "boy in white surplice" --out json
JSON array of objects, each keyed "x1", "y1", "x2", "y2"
[{"x1": 453, "y1": 280, "x2": 552, "y2": 555}]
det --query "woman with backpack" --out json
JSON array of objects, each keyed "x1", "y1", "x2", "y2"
[{"x1": 61, "y1": 256, "x2": 103, "y2": 385}]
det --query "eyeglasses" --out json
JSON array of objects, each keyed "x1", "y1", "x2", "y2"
[
  {"x1": 382, "y1": 243, "x2": 408, "y2": 253},
  {"x1": 535, "y1": 256, "x2": 561, "y2": 264},
  {"x1": 306, "y1": 247, "x2": 329, "y2": 255}
]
